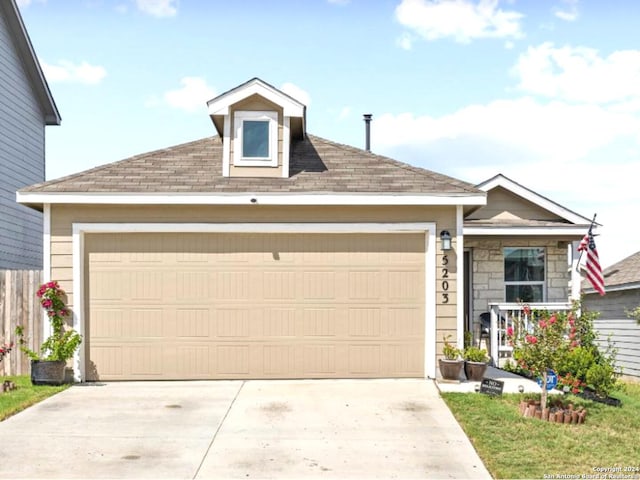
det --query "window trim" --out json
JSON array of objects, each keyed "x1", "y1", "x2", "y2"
[
  {"x1": 503, "y1": 247, "x2": 546, "y2": 302},
  {"x1": 233, "y1": 110, "x2": 278, "y2": 167}
]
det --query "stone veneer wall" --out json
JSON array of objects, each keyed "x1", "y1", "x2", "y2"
[{"x1": 466, "y1": 238, "x2": 570, "y2": 339}]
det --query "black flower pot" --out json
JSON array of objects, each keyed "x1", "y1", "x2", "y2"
[
  {"x1": 464, "y1": 361, "x2": 488, "y2": 381},
  {"x1": 30, "y1": 360, "x2": 66, "y2": 385},
  {"x1": 439, "y1": 359, "x2": 464, "y2": 381}
]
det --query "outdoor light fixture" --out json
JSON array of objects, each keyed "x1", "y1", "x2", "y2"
[{"x1": 440, "y1": 230, "x2": 452, "y2": 251}]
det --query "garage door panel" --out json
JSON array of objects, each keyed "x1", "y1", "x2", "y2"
[
  {"x1": 217, "y1": 345, "x2": 250, "y2": 375},
  {"x1": 302, "y1": 308, "x2": 339, "y2": 337},
  {"x1": 262, "y1": 308, "x2": 297, "y2": 337},
  {"x1": 349, "y1": 345, "x2": 381, "y2": 374},
  {"x1": 176, "y1": 308, "x2": 210, "y2": 337},
  {"x1": 87, "y1": 232, "x2": 425, "y2": 380},
  {"x1": 215, "y1": 308, "x2": 250, "y2": 337},
  {"x1": 348, "y1": 308, "x2": 381, "y2": 337},
  {"x1": 387, "y1": 308, "x2": 424, "y2": 337}
]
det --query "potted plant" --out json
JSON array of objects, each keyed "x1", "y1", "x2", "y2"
[
  {"x1": 15, "y1": 281, "x2": 82, "y2": 385},
  {"x1": 463, "y1": 346, "x2": 489, "y2": 381},
  {"x1": 439, "y1": 335, "x2": 463, "y2": 381}
]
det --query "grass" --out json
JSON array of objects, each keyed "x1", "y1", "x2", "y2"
[
  {"x1": 442, "y1": 383, "x2": 640, "y2": 479},
  {"x1": 0, "y1": 375, "x2": 69, "y2": 421}
]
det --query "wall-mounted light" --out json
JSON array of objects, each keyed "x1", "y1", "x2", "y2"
[{"x1": 440, "y1": 230, "x2": 452, "y2": 251}]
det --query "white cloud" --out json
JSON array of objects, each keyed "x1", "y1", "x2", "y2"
[
  {"x1": 163, "y1": 77, "x2": 215, "y2": 113},
  {"x1": 373, "y1": 98, "x2": 640, "y2": 165},
  {"x1": 338, "y1": 106, "x2": 352, "y2": 120},
  {"x1": 396, "y1": 33, "x2": 414, "y2": 50},
  {"x1": 41, "y1": 60, "x2": 107, "y2": 85},
  {"x1": 395, "y1": 0, "x2": 524, "y2": 44},
  {"x1": 553, "y1": 0, "x2": 579, "y2": 22},
  {"x1": 135, "y1": 0, "x2": 177, "y2": 18},
  {"x1": 513, "y1": 42, "x2": 640, "y2": 106},
  {"x1": 327, "y1": 0, "x2": 350, "y2": 4},
  {"x1": 281, "y1": 82, "x2": 311, "y2": 106}
]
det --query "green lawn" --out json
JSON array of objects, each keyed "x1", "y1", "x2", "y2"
[
  {"x1": 0, "y1": 375, "x2": 69, "y2": 421},
  {"x1": 442, "y1": 383, "x2": 640, "y2": 479}
]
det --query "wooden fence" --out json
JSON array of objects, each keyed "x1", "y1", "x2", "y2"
[{"x1": 0, "y1": 270, "x2": 43, "y2": 376}]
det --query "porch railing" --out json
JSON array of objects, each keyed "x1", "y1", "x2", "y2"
[{"x1": 488, "y1": 302, "x2": 573, "y2": 368}]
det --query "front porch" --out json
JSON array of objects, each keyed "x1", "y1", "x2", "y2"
[{"x1": 485, "y1": 302, "x2": 573, "y2": 367}]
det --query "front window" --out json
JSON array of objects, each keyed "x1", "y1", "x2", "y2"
[
  {"x1": 233, "y1": 111, "x2": 278, "y2": 167},
  {"x1": 504, "y1": 247, "x2": 545, "y2": 302}
]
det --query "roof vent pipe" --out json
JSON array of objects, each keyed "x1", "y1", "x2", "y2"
[{"x1": 363, "y1": 114, "x2": 372, "y2": 152}]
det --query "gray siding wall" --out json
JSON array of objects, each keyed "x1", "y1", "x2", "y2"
[
  {"x1": 585, "y1": 290, "x2": 640, "y2": 379},
  {"x1": 0, "y1": 9, "x2": 45, "y2": 269}
]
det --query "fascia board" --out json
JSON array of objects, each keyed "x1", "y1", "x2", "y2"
[{"x1": 17, "y1": 192, "x2": 487, "y2": 207}]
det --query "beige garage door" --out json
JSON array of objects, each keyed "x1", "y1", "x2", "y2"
[{"x1": 86, "y1": 232, "x2": 425, "y2": 380}]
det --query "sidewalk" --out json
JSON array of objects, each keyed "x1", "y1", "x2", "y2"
[{"x1": 435, "y1": 366, "x2": 560, "y2": 394}]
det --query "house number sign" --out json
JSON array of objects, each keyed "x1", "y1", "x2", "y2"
[{"x1": 441, "y1": 254, "x2": 450, "y2": 303}]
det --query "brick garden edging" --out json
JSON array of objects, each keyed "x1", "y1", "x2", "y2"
[{"x1": 519, "y1": 399, "x2": 587, "y2": 424}]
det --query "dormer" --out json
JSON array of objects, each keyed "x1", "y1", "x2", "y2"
[{"x1": 207, "y1": 78, "x2": 306, "y2": 178}]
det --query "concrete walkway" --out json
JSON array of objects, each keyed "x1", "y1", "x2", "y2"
[
  {"x1": 436, "y1": 366, "x2": 559, "y2": 394},
  {"x1": 0, "y1": 379, "x2": 491, "y2": 479}
]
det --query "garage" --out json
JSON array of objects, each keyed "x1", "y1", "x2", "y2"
[{"x1": 86, "y1": 231, "x2": 426, "y2": 380}]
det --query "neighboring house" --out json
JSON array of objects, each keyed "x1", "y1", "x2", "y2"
[
  {"x1": 0, "y1": 0, "x2": 60, "y2": 269},
  {"x1": 583, "y1": 251, "x2": 640, "y2": 379},
  {"x1": 17, "y1": 78, "x2": 591, "y2": 382}
]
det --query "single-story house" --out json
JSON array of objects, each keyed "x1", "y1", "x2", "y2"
[
  {"x1": 17, "y1": 78, "x2": 593, "y2": 382},
  {"x1": 583, "y1": 251, "x2": 640, "y2": 379}
]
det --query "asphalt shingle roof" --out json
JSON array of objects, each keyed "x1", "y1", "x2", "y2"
[
  {"x1": 21, "y1": 134, "x2": 481, "y2": 196},
  {"x1": 602, "y1": 251, "x2": 640, "y2": 288}
]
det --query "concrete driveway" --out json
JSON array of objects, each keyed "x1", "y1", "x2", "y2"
[{"x1": 0, "y1": 379, "x2": 490, "y2": 479}]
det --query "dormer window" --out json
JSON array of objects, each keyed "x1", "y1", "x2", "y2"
[
  {"x1": 208, "y1": 78, "x2": 306, "y2": 177},
  {"x1": 233, "y1": 111, "x2": 278, "y2": 167}
]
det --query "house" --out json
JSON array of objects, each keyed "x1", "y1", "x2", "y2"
[
  {"x1": 0, "y1": 0, "x2": 60, "y2": 269},
  {"x1": 583, "y1": 251, "x2": 640, "y2": 379},
  {"x1": 17, "y1": 78, "x2": 591, "y2": 382}
]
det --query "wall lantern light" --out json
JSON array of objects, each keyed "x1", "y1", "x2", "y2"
[{"x1": 440, "y1": 230, "x2": 452, "y2": 251}]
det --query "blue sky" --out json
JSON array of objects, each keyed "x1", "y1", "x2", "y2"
[{"x1": 18, "y1": 0, "x2": 640, "y2": 268}]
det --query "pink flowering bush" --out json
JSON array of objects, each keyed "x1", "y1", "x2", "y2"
[
  {"x1": 507, "y1": 308, "x2": 573, "y2": 409},
  {"x1": 16, "y1": 281, "x2": 82, "y2": 362},
  {"x1": 507, "y1": 302, "x2": 619, "y2": 407}
]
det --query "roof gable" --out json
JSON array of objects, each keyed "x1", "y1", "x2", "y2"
[
  {"x1": 465, "y1": 173, "x2": 592, "y2": 227},
  {"x1": 207, "y1": 77, "x2": 305, "y2": 117}
]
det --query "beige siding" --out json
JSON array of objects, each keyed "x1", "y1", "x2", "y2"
[
  {"x1": 466, "y1": 187, "x2": 564, "y2": 222},
  {"x1": 49, "y1": 204, "x2": 459, "y2": 378},
  {"x1": 229, "y1": 94, "x2": 284, "y2": 178}
]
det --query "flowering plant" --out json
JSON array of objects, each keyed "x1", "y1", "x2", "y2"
[
  {"x1": 15, "y1": 281, "x2": 82, "y2": 362},
  {"x1": 0, "y1": 342, "x2": 13, "y2": 362},
  {"x1": 507, "y1": 305, "x2": 576, "y2": 409}
]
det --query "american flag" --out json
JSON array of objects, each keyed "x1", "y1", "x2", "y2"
[{"x1": 578, "y1": 227, "x2": 605, "y2": 296}]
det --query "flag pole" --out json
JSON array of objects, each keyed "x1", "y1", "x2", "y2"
[{"x1": 576, "y1": 213, "x2": 597, "y2": 273}]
